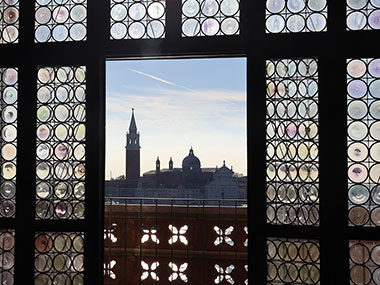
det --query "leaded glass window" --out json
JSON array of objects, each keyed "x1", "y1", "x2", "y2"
[
  {"x1": 110, "y1": 0, "x2": 166, "y2": 40},
  {"x1": 266, "y1": 58, "x2": 320, "y2": 226},
  {"x1": 0, "y1": 67, "x2": 17, "y2": 218},
  {"x1": 0, "y1": 230, "x2": 15, "y2": 283},
  {"x1": 347, "y1": 0, "x2": 380, "y2": 30},
  {"x1": 182, "y1": 0, "x2": 240, "y2": 37},
  {"x1": 36, "y1": 66, "x2": 86, "y2": 220},
  {"x1": 34, "y1": 0, "x2": 87, "y2": 43},
  {"x1": 267, "y1": 238, "x2": 320, "y2": 284},
  {"x1": 349, "y1": 240, "x2": 380, "y2": 284},
  {"x1": 265, "y1": 0, "x2": 327, "y2": 33},
  {"x1": 0, "y1": 0, "x2": 19, "y2": 44},
  {"x1": 347, "y1": 58, "x2": 380, "y2": 227},
  {"x1": 34, "y1": 232, "x2": 84, "y2": 283}
]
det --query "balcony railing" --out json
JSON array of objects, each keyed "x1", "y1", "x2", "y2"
[{"x1": 104, "y1": 197, "x2": 248, "y2": 284}]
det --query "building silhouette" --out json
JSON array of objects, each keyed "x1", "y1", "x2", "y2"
[
  {"x1": 125, "y1": 108, "x2": 140, "y2": 187},
  {"x1": 106, "y1": 109, "x2": 246, "y2": 203}
]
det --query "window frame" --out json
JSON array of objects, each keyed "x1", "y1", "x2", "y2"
[{"x1": 0, "y1": 0, "x2": 378, "y2": 283}]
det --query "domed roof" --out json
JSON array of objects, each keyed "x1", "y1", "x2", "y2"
[{"x1": 182, "y1": 148, "x2": 201, "y2": 172}]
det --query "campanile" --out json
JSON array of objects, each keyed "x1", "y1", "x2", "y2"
[{"x1": 125, "y1": 108, "x2": 140, "y2": 187}]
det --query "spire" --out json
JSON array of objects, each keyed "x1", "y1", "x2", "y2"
[
  {"x1": 156, "y1": 156, "x2": 160, "y2": 173},
  {"x1": 169, "y1": 157, "x2": 173, "y2": 169},
  {"x1": 129, "y1": 108, "x2": 137, "y2": 134},
  {"x1": 125, "y1": 108, "x2": 140, "y2": 182}
]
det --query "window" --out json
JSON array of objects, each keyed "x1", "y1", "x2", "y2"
[{"x1": 0, "y1": 1, "x2": 377, "y2": 284}]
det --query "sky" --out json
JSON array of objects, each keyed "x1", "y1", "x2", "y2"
[{"x1": 105, "y1": 58, "x2": 247, "y2": 180}]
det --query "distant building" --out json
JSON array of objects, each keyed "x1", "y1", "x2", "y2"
[
  {"x1": 105, "y1": 109, "x2": 246, "y2": 203},
  {"x1": 125, "y1": 108, "x2": 140, "y2": 188}
]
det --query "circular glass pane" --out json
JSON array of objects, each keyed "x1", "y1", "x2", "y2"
[
  {"x1": 128, "y1": 22, "x2": 145, "y2": 39},
  {"x1": 347, "y1": 11, "x2": 366, "y2": 30},
  {"x1": 71, "y1": 4, "x2": 86, "y2": 22},
  {"x1": 348, "y1": 59, "x2": 367, "y2": 78},
  {"x1": 148, "y1": 2, "x2": 165, "y2": 19},
  {"x1": 369, "y1": 10, "x2": 380, "y2": 29},
  {"x1": 348, "y1": 121, "x2": 368, "y2": 140},
  {"x1": 202, "y1": 18, "x2": 219, "y2": 35},
  {"x1": 266, "y1": 0, "x2": 285, "y2": 13},
  {"x1": 202, "y1": 0, "x2": 218, "y2": 17},
  {"x1": 70, "y1": 23, "x2": 86, "y2": 41},
  {"x1": 287, "y1": 14, "x2": 305, "y2": 32},
  {"x1": 348, "y1": 142, "x2": 368, "y2": 161},
  {"x1": 348, "y1": 80, "x2": 367, "y2": 98},
  {"x1": 183, "y1": 0, "x2": 200, "y2": 17},
  {"x1": 147, "y1": 20, "x2": 164, "y2": 38},
  {"x1": 111, "y1": 22, "x2": 127, "y2": 39},
  {"x1": 129, "y1": 3, "x2": 146, "y2": 21},
  {"x1": 266, "y1": 15, "x2": 285, "y2": 33},
  {"x1": 349, "y1": 185, "x2": 370, "y2": 204},
  {"x1": 220, "y1": 0, "x2": 239, "y2": 16},
  {"x1": 221, "y1": 17, "x2": 239, "y2": 35},
  {"x1": 348, "y1": 100, "x2": 367, "y2": 119},
  {"x1": 111, "y1": 4, "x2": 127, "y2": 21}
]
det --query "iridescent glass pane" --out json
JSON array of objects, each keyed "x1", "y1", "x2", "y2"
[
  {"x1": 266, "y1": 58, "x2": 320, "y2": 226},
  {"x1": 182, "y1": 0, "x2": 240, "y2": 37},
  {"x1": 35, "y1": 232, "x2": 84, "y2": 283},
  {"x1": 349, "y1": 240, "x2": 380, "y2": 284},
  {"x1": 0, "y1": 67, "x2": 17, "y2": 218},
  {"x1": 0, "y1": 230, "x2": 15, "y2": 283},
  {"x1": 347, "y1": 58, "x2": 380, "y2": 227},
  {"x1": 267, "y1": 237, "x2": 320, "y2": 284},
  {"x1": 36, "y1": 66, "x2": 86, "y2": 220},
  {"x1": 347, "y1": 0, "x2": 380, "y2": 30},
  {"x1": 110, "y1": 0, "x2": 166, "y2": 40},
  {"x1": 35, "y1": 0, "x2": 87, "y2": 42},
  {"x1": 0, "y1": 0, "x2": 19, "y2": 44},
  {"x1": 265, "y1": 0, "x2": 327, "y2": 33}
]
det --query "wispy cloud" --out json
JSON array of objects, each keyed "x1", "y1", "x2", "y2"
[
  {"x1": 106, "y1": 87, "x2": 246, "y2": 133},
  {"x1": 128, "y1": 68, "x2": 197, "y2": 92}
]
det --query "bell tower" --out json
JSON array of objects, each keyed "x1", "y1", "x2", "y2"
[{"x1": 125, "y1": 108, "x2": 140, "y2": 187}]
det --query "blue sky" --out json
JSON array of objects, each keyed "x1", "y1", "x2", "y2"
[{"x1": 106, "y1": 58, "x2": 247, "y2": 179}]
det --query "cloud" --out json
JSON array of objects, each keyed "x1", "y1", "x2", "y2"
[
  {"x1": 128, "y1": 68, "x2": 197, "y2": 92},
  {"x1": 150, "y1": 87, "x2": 246, "y2": 103},
  {"x1": 106, "y1": 87, "x2": 246, "y2": 132}
]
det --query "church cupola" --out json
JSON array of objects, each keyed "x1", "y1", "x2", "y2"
[
  {"x1": 182, "y1": 147, "x2": 201, "y2": 173},
  {"x1": 169, "y1": 157, "x2": 173, "y2": 169}
]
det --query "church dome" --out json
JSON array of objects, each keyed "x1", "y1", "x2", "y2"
[{"x1": 182, "y1": 148, "x2": 201, "y2": 173}]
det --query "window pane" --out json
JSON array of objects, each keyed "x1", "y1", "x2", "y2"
[
  {"x1": 36, "y1": 66, "x2": 86, "y2": 220},
  {"x1": 266, "y1": 58, "x2": 320, "y2": 226},
  {"x1": 349, "y1": 240, "x2": 380, "y2": 284},
  {"x1": 347, "y1": 58, "x2": 380, "y2": 227},
  {"x1": 267, "y1": 237, "x2": 320, "y2": 284},
  {"x1": 34, "y1": 0, "x2": 87, "y2": 43},
  {"x1": 0, "y1": 0, "x2": 19, "y2": 44},
  {"x1": 347, "y1": 0, "x2": 380, "y2": 31},
  {"x1": 0, "y1": 229, "x2": 15, "y2": 283},
  {"x1": 34, "y1": 232, "x2": 84, "y2": 283},
  {"x1": 182, "y1": 0, "x2": 240, "y2": 37},
  {"x1": 0, "y1": 68, "x2": 17, "y2": 218},
  {"x1": 110, "y1": 0, "x2": 166, "y2": 40},
  {"x1": 265, "y1": 0, "x2": 327, "y2": 33}
]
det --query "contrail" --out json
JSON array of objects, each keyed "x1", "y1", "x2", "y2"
[{"x1": 128, "y1": 68, "x2": 197, "y2": 92}]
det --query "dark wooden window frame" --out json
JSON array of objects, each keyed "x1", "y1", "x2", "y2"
[{"x1": 0, "y1": 0, "x2": 378, "y2": 283}]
